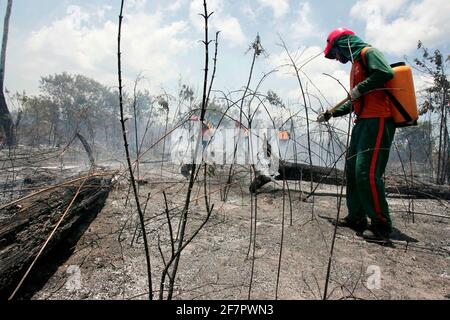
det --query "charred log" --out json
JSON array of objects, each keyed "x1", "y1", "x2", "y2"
[
  {"x1": 0, "y1": 173, "x2": 113, "y2": 299},
  {"x1": 250, "y1": 161, "x2": 450, "y2": 200},
  {"x1": 384, "y1": 175, "x2": 450, "y2": 200},
  {"x1": 250, "y1": 161, "x2": 344, "y2": 193}
]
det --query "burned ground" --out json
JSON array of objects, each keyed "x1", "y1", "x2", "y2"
[{"x1": 21, "y1": 163, "x2": 449, "y2": 300}]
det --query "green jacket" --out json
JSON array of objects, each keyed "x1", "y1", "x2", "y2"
[{"x1": 332, "y1": 35, "x2": 394, "y2": 117}]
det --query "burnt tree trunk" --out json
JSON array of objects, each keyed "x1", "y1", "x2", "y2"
[
  {"x1": 76, "y1": 132, "x2": 95, "y2": 166},
  {"x1": 250, "y1": 161, "x2": 450, "y2": 200},
  {"x1": 0, "y1": 0, "x2": 15, "y2": 148},
  {"x1": 0, "y1": 173, "x2": 113, "y2": 299}
]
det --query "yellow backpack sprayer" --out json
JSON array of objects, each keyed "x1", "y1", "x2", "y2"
[
  {"x1": 329, "y1": 54, "x2": 419, "y2": 127},
  {"x1": 385, "y1": 62, "x2": 418, "y2": 127}
]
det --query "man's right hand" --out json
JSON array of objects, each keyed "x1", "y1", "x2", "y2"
[{"x1": 317, "y1": 111, "x2": 332, "y2": 123}]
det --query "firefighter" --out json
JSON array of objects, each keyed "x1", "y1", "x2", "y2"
[{"x1": 317, "y1": 28, "x2": 396, "y2": 243}]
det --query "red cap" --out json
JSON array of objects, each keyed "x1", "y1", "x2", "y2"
[{"x1": 324, "y1": 28, "x2": 355, "y2": 59}]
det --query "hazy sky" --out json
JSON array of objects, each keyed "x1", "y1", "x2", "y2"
[{"x1": 2, "y1": 0, "x2": 449, "y2": 112}]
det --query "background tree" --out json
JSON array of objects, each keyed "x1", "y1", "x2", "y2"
[
  {"x1": 38, "y1": 73, "x2": 117, "y2": 143},
  {"x1": 414, "y1": 41, "x2": 450, "y2": 184},
  {"x1": 0, "y1": 0, "x2": 15, "y2": 147},
  {"x1": 18, "y1": 72, "x2": 163, "y2": 158},
  {"x1": 393, "y1": 121, "x2": 434, "y2": 169},
  {"x1": 20, "y1": 94, "x2": 57, "y2": 146},
  {"x1": 204, "y1": 98, "x2": 230, "y2": 127}
]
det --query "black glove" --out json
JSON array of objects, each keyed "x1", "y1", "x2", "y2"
[{"x1": 317, "y1": 110, "x2": 332, "y2": 123}]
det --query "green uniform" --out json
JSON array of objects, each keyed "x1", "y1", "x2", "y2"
[
  {"x1": 331, "y1": 35, "x2": 396, "y2": 233},
  {"x1": 346, "y1": 117, "x2": 396, "y2": 231}
]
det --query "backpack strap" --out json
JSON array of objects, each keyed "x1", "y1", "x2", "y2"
[
  {"x1": 359, "y1": 47, "x2": 370, "y2": 75},
  {"x1": 385, "y1": 87, "x2": 413, "y2": 123},
  {"x1": 355, "y1": 47, "x2": 371, "y2": 119}
]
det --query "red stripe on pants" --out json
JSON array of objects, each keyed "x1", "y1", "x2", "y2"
[{"x1": 370, "y1": 118, "x2": 386, "y2": 223}]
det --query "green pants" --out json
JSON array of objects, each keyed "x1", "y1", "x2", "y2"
[{"x1": 346, "y1": 117, "x2": 396, "y2": 232}]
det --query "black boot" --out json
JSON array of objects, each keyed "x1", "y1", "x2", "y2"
[
  {"x1": 332, "y1": 216, "x2": 367, "y2": 232},
  {"x1": 362, "y1": 226, "x2": 392, "y2": 244}
]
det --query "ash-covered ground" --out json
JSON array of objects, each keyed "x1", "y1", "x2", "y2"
[{"x1": 25, "y1": 162, "x2": 449, "y2": 300}]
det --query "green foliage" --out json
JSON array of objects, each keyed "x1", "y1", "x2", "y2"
[
  {"x1": 18, "y1": 72, "x2": 158, "y2": 150},
  {"x1": 175, "y1": 83, "x2": 231, "y2": 128},
  {"x1": 394, "y1": 121, "x2": 433, "y2": 163},
  {"x1": 204, "y1": 98, "x2": 230, "y2": 127},
  {"x1": 413, "y1": 42, "x2": 450, "y2": 183},
  {"x1": 20, "y1": 94, "x2": 57, "y2": 145},
  {"x1": 36, "y1": 72, "x2": 117, "y2": 141},
  {"x1": 133, "y1": 89, "x2": 155, "y2": 118},
  {"x1": 179, "y1": 84, "x2": 194, "y2": 104},
  {"x1": 156, "y1": 95, "x2": 169, "y2": 113},
  {"x1": 414, "y1": 41, "x2": 449, "y2": 115},
  {"x1": 266, "y1": 90, "x2": 285, "y2": 109}
]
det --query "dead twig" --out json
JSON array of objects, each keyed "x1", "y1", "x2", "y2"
[{"x1": 117, "y1": 0, "x2": 153, "y2": 300}]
